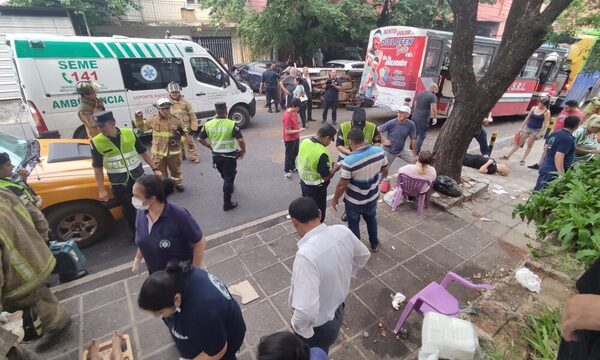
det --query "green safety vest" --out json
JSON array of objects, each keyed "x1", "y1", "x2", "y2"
[
  {"x1": 91, "y1": 128, "x2": 144, "y2": 185},
  {"x1": 204, "y1": 118, "x2": 237, "y2": 153},
  {"x1": 0, "y1": 178, "x2": 36, "y2": 204},
  {"x1": 340, "y1": 121, "x2": 376, "y2": 147},
  {"x1": 297, "y1": 138, "x2": 332, "y2": 185}
]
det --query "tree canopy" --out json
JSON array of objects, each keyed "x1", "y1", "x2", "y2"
[{"x1": 7, "y1": 0, "x2": 138, "y2": 24}]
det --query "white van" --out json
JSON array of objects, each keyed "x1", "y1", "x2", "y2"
[{"x1": 6, "y1": 34, "x2": 256, "y2": 138}]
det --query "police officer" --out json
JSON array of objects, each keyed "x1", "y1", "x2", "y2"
[
  {"x1": 91, "y1": 111, "x2": 161, "y2": 234},
  {"x1": 198, "y1": 102, "x2": 246, "y2": 211},
  {"x1": 167, "y1": 82, "x2": 201, "y2": 163},
  {"x1": 76, "y1": 81, "x2": 105, "y2": 138},
  {"x1": 296, "y1": 124, "x2": 341, "y2": 222},
  {"x1": 335, "y1": 108, "x2": 381, "y2": 222},
  {"x1": 135, "y1": 98, "x2": 186, "y2": 192}
]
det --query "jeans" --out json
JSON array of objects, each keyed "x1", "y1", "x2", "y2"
[
  {"x1": 306, "y1": 97, "x2": 313, "y2": 120},
  {"x1": 384, "y1": 149, "x2": 415, "y2": 168},
  {"x1": 213, "y1": 154, "x2": 238, "y2": 204},
  {"x1": 111, "y1": 180, "x2": 136, "y2": 234},
  {"x1": 265, "y1": 89, "x2": 279, "y2": 111},
  {"x1": 322, "y1": 100, "x2": 338, "y2": 124},
  {"x1": 344, "y1": 200, "x2": 379, "y2": 247},
  {"x1": 284, "y1": 139, "x2": 299, "y2": 173},
  {"x1": 300, "y1": 181, "x2": 328, "y2": 222},
  {"x1": 474, "y1": 127, "x2": 490, "y2": 156},
  {"x1": 415, "y1": 122, "x2": 428, "y2": 154},
  {"x1": 298, "y1": 303, "x2": 344, "y2": 354},
  {"x1": 299, "y1": 102, "x2": 307, "y2": 127},
  {"x1": 534, "y1": 167, "x2": 557, "y2": 191}
]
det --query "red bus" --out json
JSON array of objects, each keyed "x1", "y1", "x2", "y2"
[{"x1": 358, "y1": 26, "x2": 568, "y2": 118}]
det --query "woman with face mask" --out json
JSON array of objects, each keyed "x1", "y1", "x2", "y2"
[
  {"x1": 131, "y1": 175, "x2": 205, "y2": 274},
  {"x1": 138, "y1": 260, "x2": 246, "y2": 360}
]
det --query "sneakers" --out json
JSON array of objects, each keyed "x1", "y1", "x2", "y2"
[
  {"x1": 341, "y1": 212, "x2": 347, "y2": 222},
  {"x1": 528, "y1": 163, "x2": 540, "y2": 170},
  {"x1": 284, "y1": 172, "x2": 293, "y2": 181},
  {"x1": 370, "y1": 243, "x2": 379, "y2": 253}
]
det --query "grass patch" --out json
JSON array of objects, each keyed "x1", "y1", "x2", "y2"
[{"x1": 521, "y1": 307, "x2": 562, "y2": 360}]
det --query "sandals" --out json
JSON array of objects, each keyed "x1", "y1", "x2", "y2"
[{"x1": 519, "y1": 160, "x2": 525, "y2": 166}]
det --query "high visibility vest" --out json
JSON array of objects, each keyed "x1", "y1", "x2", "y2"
[
  {"x1": 297, "y1": 138, "x2": 332, "y2": 185},
  {"x1": 204, "y1": 118, "x2": 237, "y2": 153},
  {"x1": 340, "y1": 121, "x2": 376, "y2": 147},
  {"x1": 0, "y1": 178, "x2": 36, "y2": 204},
  {"x1": 92, "y1": 128, "x2": 144, "y2": 185}
]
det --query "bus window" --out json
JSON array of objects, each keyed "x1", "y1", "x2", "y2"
[
  {"x1": 539, "y1": 61, "x2": 555, "y2": 84},
  {"x1": 472, "y1": 44, "x2": 495, "y2": 76},
  {"x1": 521, "y1": 54, "x2": 543, "y2": 78},
  {"x1": 422, "y1": 39, "x2": 443, "y2": 76}
]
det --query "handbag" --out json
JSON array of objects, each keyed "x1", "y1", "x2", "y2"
[{"x1": 300, "y1": 94, "x2": 308, "y2": 103}]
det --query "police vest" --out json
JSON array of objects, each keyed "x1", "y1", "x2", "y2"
[
  {"x1": 0, "y1": 178, "x2": 36, "y2": 204},
  {"x1": 341, "y1": 121, "x2": 376, "y2": 147},
  {"x1": 297, "y1": 139, "x2": 332, "y2": 185},
  {"x1": 92, "y1": 128, "x2": 144, "y2": 185},
  {"x1": 204, "y1": 118, "x2": 236, "y2": 153}
]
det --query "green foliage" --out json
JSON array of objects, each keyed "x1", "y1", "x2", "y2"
[
  {"x1": 521, "y1": 307, "x2": 562, "y2": 360},
  {"x1": 514, "y1": 156, "x2": 600, "y2": 266},
  {"x1": 547, "y1": 0, "x2": 600, "y2": 44},
  {"x1": 7, "y1": 0, "x2": 137, "y2": 24},
  {"x1": 376, "y1": 0, "x2": 453, "y2": 29}
]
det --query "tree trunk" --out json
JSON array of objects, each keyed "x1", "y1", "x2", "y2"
[{"x1": 433, "y1": 0, "x2": 574, "y2": 181}]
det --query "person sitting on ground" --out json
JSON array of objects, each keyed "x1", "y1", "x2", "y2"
[
  {"x1": 258, "y1": 331, "x2": 328, "y2": 360},
  {"x1": 397, "y1": 151, "x2": 437, "y2": 191},
  {"x1": 573, "y1": 115, "x2": 600, "y2": 163},
  {"x1": 462, "y1": 153, "x2": 510, "y2": 176}
]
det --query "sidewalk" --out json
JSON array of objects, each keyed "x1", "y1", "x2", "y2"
[{"x1": 32, "y1": 146, "x2": 543, "y2": 360}]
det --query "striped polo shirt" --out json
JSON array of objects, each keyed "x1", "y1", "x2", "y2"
[{"x1": 340, "y1": 145, "x2": 388, "y2": 205}]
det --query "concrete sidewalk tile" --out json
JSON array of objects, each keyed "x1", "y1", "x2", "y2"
[
  {"x1": 268, "y1": 233, "x2": 299, "y2": 260},
  {"x1": 433, "y1": 212, "x2": 469, "y2": 231},
  {"x1": 360, "y1": 225, "x2": 394, "y2": 243},
  {"x1": 378, "y1": 216, "x2": 411, "y2": 235},
  {"x1": 395, "y1": 228, "x2": 435, "y2": 252},
  {"x1": 351, "y1": 267, "x2": 376, "y2": 289},
  {"x1": 237, "y1": 350, "x2": 255, "y2": 360},
  {"x1": 130, "y1": 294, "x2": 151, "y2": 323},
  {"x1": 126, "y1": 273, "x2": 148, "y2": 296},
  {"x1": 499, "y1": 230, "x2": 533, "y2": 253},
  {"x1": 342, "y1": 294, "x2": 378, "y2": 337},
  {"x1": 354, "y1": 278, "x2": 394, "y2": 318},
  {"x1": 82, "y1": 297, "x2": 131, "y2": 341},
  {"x1": 229, "y1": 275, "x2": 265, "y2": 310},
  {"x1": 490, "y1": 210, "x2": 522, "y2": 228},
  {"x1": 257, "y1": 224, "x2": 289, "y2": 242},
  {"x1": 49, "y1": 349, "x2": 79, "y2": 360},
  {"x1": 253, "y1": 263, "x2": 292, "y2": 296},
  {"x1": 136, "y1": 317, "x2": 174, "y2": 355},
  {"x1": 282, "y1": 256, "x2": 295, "y2": 272},
  {"x1": 366, "y1": 251, "x2": 398, "y2": 277},
  {"x1": 203, "y1": 243, "x2": 236, "y2": 267},
  {"x1": 402, "y1": 255, "x2": 446, "y2": 284},
  {"x1": 378, "y1": 264, "x2": 426, "y2": 299},
  {"x1": 419, "y1": 220, "x2": 452, "y2": 240},
  {"x1": 353, "y1": 322, "x2": 415, "y2": 359},
  {"x1": 239, "y1": 245, "x2": 279, "y2": 273},
  {"x1": 231, "y1": 234, "x2": 264, "y2": 255},
  {"x1": 207, "y1": 256, "x2": 250, "y2": 285},
  {"x1": 33, "y1": 316, "x2": 81, "y2": 359},
  {"x1": 330, "y1": 342, "x2": 367, "y2": 360},
  {"x1": 423, "y1": 244, "x2": 465, "y2": 272},
  {"x1": 144, "y1": 344, "x2": 179, "y2": 360},
  {"x1": 471, "y1": 242, "x2": 520, "y2": 270},
  {"x1": 440, "y1": 233, "x2": 480, "y2": 258},
  {"x1": 453, "y1": 261, "x2": 487, "y2": 280},
  {"x1": 456, "y1": 225, "x2": 498, "y2": 248},
  {"x1": 241, "y1": 300, "x2": 287, "y2": 346},
  {"x1": 61, "y1": 297, "x2": 80, "y2": 318},
  {"x1": 270, "y1": 289, "x2": 292, "y2": 320},
  {"x1": 381, "y1": 237, "x2": 417, "y2": 263},
  {"x1": 82, "y1": 282, "x2": 126, "y2": 311},
  {"x1": 473, "y1": 220, "x2": 512, "y2": 239},
  {"x1": 394, "y1": 208, "x2": 426, "y2": 226}
]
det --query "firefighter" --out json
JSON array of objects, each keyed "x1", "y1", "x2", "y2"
[
  {"x1": 135, "y1": 98, "x2": 186, "y2": 192},
  {"x1": 198, "y1": 102, "x2": 246, "y2": 211},
  {"x1": 76, "y1": 81, "x2": 105, "y2": 138},
  {"x1": 167, "y1": 82, "x2": 201, "y2": 163}
]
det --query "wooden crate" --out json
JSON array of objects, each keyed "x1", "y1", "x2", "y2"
[{"x1": 82, "y1": 334, "x2": 134, "y2": 360}]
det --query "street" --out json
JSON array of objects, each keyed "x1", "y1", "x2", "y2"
[{"x1": 0, "y1": 100, "x2": 527, "y2": 275}]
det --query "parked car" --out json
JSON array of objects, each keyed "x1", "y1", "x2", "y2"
[
  {"x1": 233, "y1": 60, "x2": 287, "y2": 92},
  {"x1": 324, "y1": 60, "x2": 365, "y2": 72},
  {"x1": 0, "y1": 132, "x2": 122, "y2": 248}
]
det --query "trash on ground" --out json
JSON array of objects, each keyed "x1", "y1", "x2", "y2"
[
  {"x1": 418, "y1": 312, "x2": 481, "y2": 360},
  {"x1": 515, "y1": 267, "x2": 542, "y2": 293},
  {"x1": 479, "y1": 217, "x2": 492, "y2": 222},
  {"x1": 228, "y1": 280, "x2": 260, "y2": 304},
  {"x1": 391, "y1": 292, "x2": 406, "y2": 310},
  {"x1": 491, "y1": 189, "x2": 509, "y2": 195}
]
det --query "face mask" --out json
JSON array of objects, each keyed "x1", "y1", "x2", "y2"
[{"x1": 131, "y1": 197, "x2": 149, "y2": 210}]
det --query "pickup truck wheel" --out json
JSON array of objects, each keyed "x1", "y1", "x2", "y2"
[
  {"x1": 45, "y1": 202, "x2": 112, "y2": 248},
  {"x1": 230, "y1": 106, "x2": 251, "y2": 129}
]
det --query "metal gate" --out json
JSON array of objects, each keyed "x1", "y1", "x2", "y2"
[{"x1": 195, "y1": 37, "x2": 234, "y2": 69}]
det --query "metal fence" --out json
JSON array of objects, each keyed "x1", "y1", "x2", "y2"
[{"x1": 195, "y1": 37, "x2": 234, "y2": 69}]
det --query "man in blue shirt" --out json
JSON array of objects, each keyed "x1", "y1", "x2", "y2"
[
  {"x1": 332, "y1": 128, "x2": 388, "y2": 252},
  {"x1": 534, "y1": 115, "x2": 580, "y2": 191},
  {"x1": 378, "y1": 105, "x2": 418, "y2": 168}
]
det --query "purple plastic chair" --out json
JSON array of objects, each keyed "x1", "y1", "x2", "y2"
[
  {"x1": 391, "y1": 174, "x2": 433, "y2": 215},
  {"x1": 393, "y1": 272, "x2": 492, "y2": 334}
]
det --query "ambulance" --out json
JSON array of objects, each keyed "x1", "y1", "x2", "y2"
[{"x1": 6, "y1": 34, "x2": 256, "y2": 139}]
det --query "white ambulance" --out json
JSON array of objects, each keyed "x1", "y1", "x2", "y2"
[{"x1": 6, "y1": 34, "x2": 256, "y2": 138}]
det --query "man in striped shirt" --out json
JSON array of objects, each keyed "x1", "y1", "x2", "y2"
[{"x1": 332, "y1": 128, "x2": 388, "y2": 252}]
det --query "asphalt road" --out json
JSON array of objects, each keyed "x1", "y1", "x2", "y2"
[{"x1": 0, "y1": 100, "x2": 527, "y2": 275}]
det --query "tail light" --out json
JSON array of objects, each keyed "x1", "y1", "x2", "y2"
[{"x1": 27, "y1": 100, "x2": 48, "y2": 133}]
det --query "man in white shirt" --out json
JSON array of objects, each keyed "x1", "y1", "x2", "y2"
[
  {"x1": 302, "y1": 67, "x2": 316, "y2": 122},
  {"x1": 288, "y1": 197, "x2": 371, "y2": 353}
]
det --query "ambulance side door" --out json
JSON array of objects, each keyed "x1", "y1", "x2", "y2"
[{"x1": 188, "y1": 57, "x2": 228, "y2": 119}]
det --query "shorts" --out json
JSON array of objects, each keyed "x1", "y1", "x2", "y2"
[{"x1": 523, "y1": 126, "x2": 541, "y2": 135}]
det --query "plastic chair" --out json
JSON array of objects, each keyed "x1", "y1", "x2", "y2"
[
  {"x1": 393, "y1": 272, "x2": 492, "y2": 334},
  {"x1": 391, "y1": 174, "x2": 433, "y2": 215}
]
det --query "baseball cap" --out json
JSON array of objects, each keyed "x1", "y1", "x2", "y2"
[
  {"x1": 397, "y1": 105, "x2": 412, "y2": 114},
  {"x1": 352, "y1": 108, "x2": 367, "y2": 128},
  {"x1": 154, "y1": 98, "x2": 172, "y2": 109},
  {"x1": 92, "y1": 111, "x2": 115, "y2": 127}
]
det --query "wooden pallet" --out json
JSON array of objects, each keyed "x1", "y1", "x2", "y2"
[{"x1": 82, "y1": 334, "x2": 133, "y2": 360}]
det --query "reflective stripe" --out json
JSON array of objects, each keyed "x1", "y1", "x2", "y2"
[
  {"x1": 0, "y1": 179, "x2": 36, "y2": 203},
  {"x1": 205, "y1": 118, "x2": 237, "y2": 153},
  {"x1": 341, "y1": 121, "x2": 376, "y2": 147},
  {"x1": 153, "y1": 131, "x2": 172, "y2": 138},
  {"x1": 92, "y1": 129, "x2": 144, "y2": 185}
]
